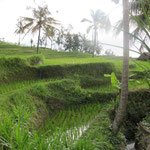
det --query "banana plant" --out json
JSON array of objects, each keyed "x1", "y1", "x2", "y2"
[
  {"x1": 104, "y1": 72, "x2": 121, "y2": 113},
  {"x1": 104, "y1": 72, "x2": 121, "y2": 91}
]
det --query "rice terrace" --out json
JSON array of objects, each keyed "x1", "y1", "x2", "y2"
[{"x1": 0, "y1": 0, "x2": 150, "y2": 150}]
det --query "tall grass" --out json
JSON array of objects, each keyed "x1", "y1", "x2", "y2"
[
  {"x1": 0, "y1": 78, "x2": 56, "y2": 94},
  {"x1": 0, "y1": 102, "x2": 123, "y2": 150}
]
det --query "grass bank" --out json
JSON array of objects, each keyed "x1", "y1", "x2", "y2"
[{"x1": 0, "y1": 79, "x2": 124, "y2": 150}]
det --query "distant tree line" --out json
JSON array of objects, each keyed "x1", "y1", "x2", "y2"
[
  {"x1": 15, "y1": 6, "x2": 104, "y2": 55},
  {"x1": 52, "y1": 30, "x2": 102, "y2": 55},
  {"x1": 15, "y1": 0, "x2": 149, "y2": 56}
]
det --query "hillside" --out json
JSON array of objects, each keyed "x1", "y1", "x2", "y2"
[{"x1": 0, "y1": 42, "x2": 150, "y2": 150}]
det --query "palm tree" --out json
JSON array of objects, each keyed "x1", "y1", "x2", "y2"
[
  {"x1": 43, "y1": 26, "x2": 57, "y2": 49},
  {"x1": 15, "y1": 18, "x2": 24, "y2": 45},
  {"x1": 114, "y1": 0, "x2": 150, "y2": 53},
  {"x1": 20, "y1": 5, "x2": 59, "y2": 54},
  {"x1": 56, "y1": 26, "x2": 65, "y2": 51},
  {"x1": 81, "y1": 9, "x2": 111, "y2": 57},
  {"x1": 112, "y1": 0, "x2": 130, "y2": 133},
  {"x1": 130, "y1": 0, "x2": 150, "y2": 52}
]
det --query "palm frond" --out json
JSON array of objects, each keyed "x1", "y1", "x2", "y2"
[
  {"x1": 87, "y1": 25, "x2": 93, "y2": 34},
  {"x1": 113, "y1": 20, "x2": 123, "y2": 36},
  {"x1": 22, "y1": 17, "x2": 34, "y2": 22},
  {"x1": 22, "y1": 26, "x2": 33, "y2": 40},
  {"x1": 95, "y1": 9, "x2": 105, "y2": 21},
  {"x1": 90, "y1": 9, "x2": 95, "y2": 20},
  {"x1": 32, "y1": 24, "x2": 39, "y2": 33},
  {"x1": 112, "y1": 0, "x2": 120, "y2": 4},
  {"x1": 129, "y1": 31, "x2": 150, "y2": 52},
  {"x1": 130, "y1": 26, "x2": 143, "y2": 44},
  {"x1": 22, "y1": 22, "x2": 34, "y2": 31},
  {"x1": 81, "y1": 18, "x2": 92, "y2": 23},
  {"x1": 130, "y1": 0, "x2": 150, "y2": 14},
  {"x1": 100, "y1": 15, "x2": 111, "y2": 32},
  {"x1": 131, "y1": 15, "x2": 150, "y2": 39},
  {"x1": 46, "y1": 17, "x2": 60, "y2": 26}
]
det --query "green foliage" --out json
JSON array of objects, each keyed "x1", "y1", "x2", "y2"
[
  {"x1": 130, "y1": 0, "x2": 150, "y2": 52},
  {"x1": 0, "y1": 77, "x2": 125, "y2": 149},
  {"x1": 88, "y1": 92, "x2": 114, "y2": 102},
  {"x1": 104, "y1": 72, "x2": 121, "y2": 91},
  {"x1": 79, "y1": 75, "x2": 110, "y2": 88},
  {"x1": 72, "y1": 34, "x2": 81, "y2": 51},
  {"x1": 0, "y1": 41, "x2": 21, "y2": 48},
  {"x1": 0, "y1": 57, "x2": 27, "y2": 68},
  {"x1": 142, "y1": 113, "x2": 150, "y2": 127},
  {"x1": 123, "y1": 90, "x2": 150, "y2": 140},
  {"x1": 0, "y1": 40, "x2": 150, "y2": 149},
  {"x1": 0, "y1": 56, "x2": 39, "y2": 84},
  {"x1": 79, "y1": 103, "x2": 125, "y2": 150},
  {"x1": 129, "y1": 64, "x2": 136, "y2": 69},
  {"x1": 27, "y1": 54, "x2": 44, "y2": 65},
  {"x1": 39, "y1": 62, "x2": 116, "y2": 80},
  {"x1": 114, "y1": 0, "x2": 150, "y2": 53},
  {"x1": 64, "y1": 32, "x2": 75, "y2": 51},
  {"x1": 0, "y1": 90, "x2": 45, "y2": 149},
  {"x1": 30, "y1": 79, "x2": 88, "y2": 104}
]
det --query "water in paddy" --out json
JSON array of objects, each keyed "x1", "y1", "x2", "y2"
[
  {"x1": 42, "y1": 103, "x2": 135, "y2": 149},
  {"x1": 42, "y1": 103, "x2": 101, "y2": 149},
  {"x1": 126, "y1": 141, "x2": 136, "y2": 150}
]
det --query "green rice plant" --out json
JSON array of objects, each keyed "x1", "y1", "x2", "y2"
[
  {"x1": 0, "y1": 92, "x2": 124, "y2": 150},
  {"x1": 0, "y1": 78, "x2": 56, "y2": 94},
  {"x1": 0, "y1": 104, "x2": 31, "y2": 150},
  {"x1": 35, "y1": 103, "x2": 102, "y2": 149}
]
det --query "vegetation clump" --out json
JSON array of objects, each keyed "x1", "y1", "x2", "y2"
[
  {"x1": 0, "y1": 78, "x2": 125, "y2": 150},
  {"x1": 27, "y1": 55, "x2": 44, "y2": 65}
]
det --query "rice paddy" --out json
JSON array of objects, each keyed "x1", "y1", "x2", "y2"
[{"x1": 0, "y1": 42, "x2": 149, "y2": 149}]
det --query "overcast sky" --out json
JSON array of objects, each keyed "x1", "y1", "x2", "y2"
[{"x1": 0, "y1": 0, "x2": 139, "y2": 57}]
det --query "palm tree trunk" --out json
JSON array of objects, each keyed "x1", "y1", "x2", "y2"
[
  {"x1": 37, "y1": 27, "x2": 41, "y2": 54},
  {"x1": 18, "y1": 34, "x2": 21, "y2": 45},
  {"x1": 93, "y1": 27, "x2": 97, "y2": 57},
  {"x1": 50, "y1": 38, "x2": 53, "y2": 49},
  {"x1": 112, "y1": 0, "x2": 129, "y2": 134},
  {"x1": 45, "y1": 37, "x2": 47, "y2": 48}
]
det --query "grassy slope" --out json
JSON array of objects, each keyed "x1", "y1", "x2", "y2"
[
  {"x1": 0, "y1": 42, "x2": 150, "y2": 72},
  {"x1": 0, "y1": 79, "x2": 124, "y2": 150},
  {"x1": 0, "y1": 42, "x2": 150, "y2": 149}
]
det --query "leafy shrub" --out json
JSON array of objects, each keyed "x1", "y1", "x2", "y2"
[
  {"x1": 130, "y1": 70, "x2": 150, "y2": 79},
  {"x1": 30, "y1": 79, "x2": 89, "y2": 104},
  {"x1": 88, "y1": 92, "x2": 114, "y2": 102},
  {"x1": 142, "y1": 113, "x2": 150, "y2": 125},
  {"x1": 65, "y1": 63, "x2": 116, "y2": 77},
  {"x1": 0, "y1": 57, "x2": 40, "y2": 84},
  {"x1": 0, "y1": 57, "x2": 27, "y2": 68},
  {"x1": 129, "y1": 64, "x2": 136, "y2": 69},
  {"x1": 27, "y1": 55, "x2": 44, "y2": 66},
  {"x1": 39, "y1": 62, "x2": 116, "y2": 79},
  {"x1": 123, "y1": 90, "x2": 150, "y2": 140},
  {"x1": 80, "y1": 75, "x2": 110, "y2": 88}
]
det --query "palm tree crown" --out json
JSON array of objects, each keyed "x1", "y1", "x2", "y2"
[
  {"x1": 114, "y1": 0, "x2": 150, "y2": 53},
  {"x1": 81, "y1": 9, "x2": 111, "y2": 57},
  {"x1": 15, "y1": 18, "x2": 24, "y2": 45},
  {"x1": 19, "y1": 5, "x2": 59, "y2": 53}
]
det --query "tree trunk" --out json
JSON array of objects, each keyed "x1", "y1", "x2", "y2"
[
  {"x1": 18, "y1": 34, "x2": 21, "y2": 45},
  {"x1": 50, "y1": 38, "x2": 53, "y2": 49},
  {"x1": 112, "y1": 0, "x2": 129, "y2": 134},
  {"x1": 37, "y1": 27, "x2": 41, "y2": 54},
  {"x1": 45, "y1": 37, "x2": 47, "y2": 49},
  {"x1": 93, "y1": 27, "x2": 97, "y2": 57}
]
